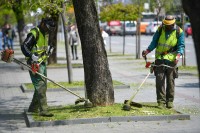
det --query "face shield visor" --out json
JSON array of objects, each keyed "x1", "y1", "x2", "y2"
[{"x1": 43, "y1": 18, "x2": 56, "y2": 33}]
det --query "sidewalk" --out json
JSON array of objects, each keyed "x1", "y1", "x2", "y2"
[{"x1": 0, "y1": 43, "x2": 200, "y2": 133}]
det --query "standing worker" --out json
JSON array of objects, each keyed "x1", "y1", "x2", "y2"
[
  {"x1": 142, "y1": 15, "x2": 185, "y2": 109},
  {"x1": 21, "y1": 18, "x2": 55, "y2": 117}
]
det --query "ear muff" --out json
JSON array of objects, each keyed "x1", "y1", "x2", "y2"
[{"x1": 43, "y1": 18, "x2": 56, "y2": 32}]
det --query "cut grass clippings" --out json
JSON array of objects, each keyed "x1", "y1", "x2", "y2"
[
  {"x1": 32, "y1": 103, "x2": 179, "y2": 121},
  {"x1": 24, "y1": 80, "x2": 124, "y2": 90}
]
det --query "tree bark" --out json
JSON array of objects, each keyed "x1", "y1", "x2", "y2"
[
  {"x1": 72, "y1": 0, "x2": 114, "y2": 106},
  {"x1": 12, "y1": 0, "x2": 25, "y2": 45},
  {"x1": 48, "y1": 15, "x2": 59, "y2": 64},
  {"x1": 182, "y1": 0, "x2": 200, "y2": 83}
]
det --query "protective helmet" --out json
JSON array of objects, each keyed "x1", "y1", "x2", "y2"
[
  {"x1": 42, "y1": 18, "x2": 56, "y2": 32},
  {"x1": 162, "y1": 15, "x2": 176, "y2": 25}
]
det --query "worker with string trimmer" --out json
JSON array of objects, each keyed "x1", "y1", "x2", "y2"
[
  {"x1": 21, "y1": 17, "x2": 56, "y2": 117},
  {"x1": 142, "y1": 15, "x2": 185, "y2": 109}
]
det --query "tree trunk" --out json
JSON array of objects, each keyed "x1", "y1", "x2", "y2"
[
  {"x1": 48, "y1": 15, "x2": 59, "y2": 64},
  {"x1": 182, "y1": 0, "x2": 200, "y2": 83},
  {"x1": 72, "y1": 0, "x2": 114, "y2": 106},
  {"x1": 12, "y1": 1, "x2": 25, "y2": 45}
]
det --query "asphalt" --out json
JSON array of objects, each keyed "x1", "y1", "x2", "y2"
[{"x1": 0, "y1": 42, "x2": 200, "y2": 133}]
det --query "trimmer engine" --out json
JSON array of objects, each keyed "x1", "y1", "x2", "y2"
[{"x1": 1, "y1": 49, "x2": 14, "y2": 63}]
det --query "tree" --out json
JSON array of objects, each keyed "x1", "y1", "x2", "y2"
[
  {"x1": 0, "y1": 0, "x2": 26, "y2": 45},
  {"x1": 182, "y1": 0, "x2": 200, "y2": 85},
  {"x1": 72, "y1": 0, "x2": 114, "y2": 106},
  {"x1": 99, "y1": 3, "x2": 138, "y2": 22},
  {"x1": 0, "y1": 7, "x2": 16, "y2": 26}
]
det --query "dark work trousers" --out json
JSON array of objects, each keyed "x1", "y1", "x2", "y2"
[
  {"x1": 71, "y1": 44, "x2": 78, "y2": 60},
  {"x1": 29, "y1": 63, "x2": 48, "y2": 113},
  {"x1": 154, "y1": 59, "x2": 177, "y2": 104}
]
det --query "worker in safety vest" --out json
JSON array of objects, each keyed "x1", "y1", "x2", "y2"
[
  {"x1": 21, "y1": 18, "x2": 55, "y2": 117},
  {"x1": 142, "y1": 15, "x2": 185, "y2": 109}
]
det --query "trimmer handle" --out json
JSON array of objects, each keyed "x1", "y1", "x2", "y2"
[{"x1": 142, "y1": 50, "x2": 147, "y2": 62}]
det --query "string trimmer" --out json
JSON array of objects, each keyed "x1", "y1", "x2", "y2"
[
  {"x1": 1, "y1": 49, "x2": 93, "y2": 107},
  {"x1": 123, "y1": 54, "x2": 153, "y2": 111},
  {"x1": 123, "y1": 53, "x2": 176, "y2": 111}
]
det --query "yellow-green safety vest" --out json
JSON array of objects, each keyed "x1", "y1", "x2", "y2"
[
  {"x1": 27, "y1": 27, "x2": 48, "y2": 62},
  {"x1": 155, "y1": 28, "x2": 183, "y2": 62}
]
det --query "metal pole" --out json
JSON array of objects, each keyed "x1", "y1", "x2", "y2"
[
  {"x1": 123, "y1": 13, "x2": 125, "y2": 55},
  {"x1": 61, "y1": 2, "x2": 73, "y2": 83},
  {"x1": 181, "y1": 12, "x2": 186, "y2": 66},
  {"x1": 109, "y1": 36, "x2": 112, "y2": 53},
  {"x1": 138, "y1": 18, "x2": 141, "y2": 59},
  {"x1": 136, "y1": 22, "x2": 138, "y2": 58}
]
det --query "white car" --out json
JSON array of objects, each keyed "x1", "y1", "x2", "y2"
[
  {"x1": 119, "y1": 21, "x2": 137, "y2": 36},
  {"x1": 145, "y1": 21, "x2": 162, "y2": 35}
]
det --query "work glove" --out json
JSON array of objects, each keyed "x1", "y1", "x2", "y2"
[
  {"x1": 31, "y1": 54, "x2": 39, "y2": 62},
  {"x1": 142, "y1": 49, "x2": 150, "y2": 57},
  {"x1": 174, "y1": 53, "x2": 181, "y2": 64}
]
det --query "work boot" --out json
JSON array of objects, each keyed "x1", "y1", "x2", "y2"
[
  {"x1": 157, "y1": 102, "x2": 165, "y2": 109},
  {"x1": 39, "y1": 111, "x2": 54, "y2": 117},
  {"x1": 166, "y1": 102, "x2": 173, "y2": 109}
]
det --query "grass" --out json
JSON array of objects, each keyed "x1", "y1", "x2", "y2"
[
  {"x1": 32, "y1": 103, "x2": 179, "y2": 121},
  {"x1": 24, "y1": 80, "x2": 125, "y2": 90},
  {"x1": 130, "y1": 82, "x2": 154, "y2": 88},
  {"x1": 47, "y1": 63, "x2": 83, "y2": 68},
  {"x1": 178, "y1": 66, "x2": 197, "y2": 71}
]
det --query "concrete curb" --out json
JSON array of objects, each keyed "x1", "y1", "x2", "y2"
[
  {"x1": 20, "y1": 84, "x2": 130, "y2": 93},
  {"x1": 24, "y1": 110, "x2": 190, "y2": 128}
]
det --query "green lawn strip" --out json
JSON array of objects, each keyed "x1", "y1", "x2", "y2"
[
  {"x1": 32, "y1": 103, "x2": 179, "y2": 121},
  {"x1": 24, "y1": 80, "x2": 124, "y2": 90},
  {"x1": 47, "y1": 63, "x2": 83, "y2": 68},
  {"x1": 178, "y1": 66, "x2": 197, "y2": 71}
]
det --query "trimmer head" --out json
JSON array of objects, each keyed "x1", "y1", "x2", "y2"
[
  {"x1": 1, "y1": 49, "x2": 14, "y2": 63},
  {"x1": 122, "y1": 104, "x2": 131, "y2": 111},
  {"x1": 122, "y1": 100, "x2": 143, "y2": 111},
  {"x1": 75, "y1": 98, "x2": 93, "y2": 108}
]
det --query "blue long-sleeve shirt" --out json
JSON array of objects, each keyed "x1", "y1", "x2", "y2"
[{"x1": 147, "y1": 26, "x2": 185, "y2": 55}]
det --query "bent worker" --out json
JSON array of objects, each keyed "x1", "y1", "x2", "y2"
[
  {"x1": 142, "y1": 15, "x2": 185, "y2": 109},
  {"x1": 21, "y1": 18, "x2": 55, "y2": 117}
]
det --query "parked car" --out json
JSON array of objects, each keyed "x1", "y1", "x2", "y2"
[
  {"x1": 106, "y1": 20, "x2": 122, "y2": 36},
  {"x1": 145, "y1": 21, "x2": 162, "y2": 35},
  {"x1": 184, "y1": 22, "x2": 192, "y2": 37},
  {"x1": 119, "y1": 21, "x2": 136, "y2": 36}
]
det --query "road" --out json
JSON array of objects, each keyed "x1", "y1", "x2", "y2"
[{"x1": 106, "y1": 35, "x2": 197, "y2": 66}]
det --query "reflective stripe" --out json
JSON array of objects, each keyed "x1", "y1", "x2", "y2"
[
  {"x1": 157, "y1": 43, "x2": 173, "y2": 49},
  {"x1": 156, "y1": 51, "x2": 176, "y2": 55}
]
